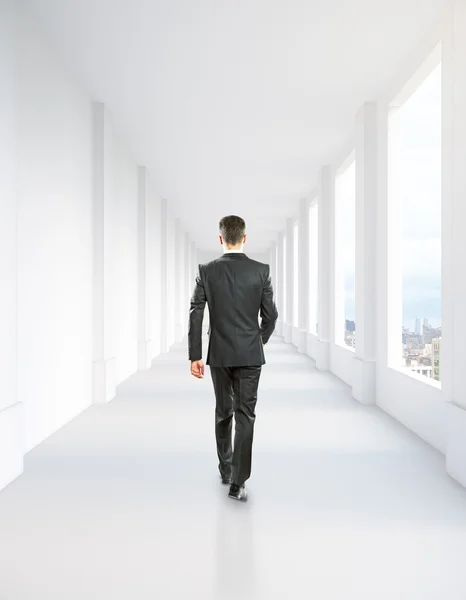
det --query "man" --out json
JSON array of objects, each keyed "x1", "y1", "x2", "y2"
[{"x1": 188, "y1": 215, "x2": 278, "y2": 502}]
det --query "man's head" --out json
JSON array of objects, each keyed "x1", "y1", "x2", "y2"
[{"x1": 219, "y1": 215, "x2": 247, "y2": 250}]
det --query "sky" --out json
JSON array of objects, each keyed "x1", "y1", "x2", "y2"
[{"x1": 338, "y1": 63, "x2": 441, "y2": 332}]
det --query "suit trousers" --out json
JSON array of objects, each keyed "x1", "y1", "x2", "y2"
[{"x1": 210, "y1": 365, "x2": 262, "y2": 486}]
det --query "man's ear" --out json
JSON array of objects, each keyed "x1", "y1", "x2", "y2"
[
  {"x1": 219, "y1": 235, "x2": 223, "y2": 245},
  {"x1": 243, "y1": 234, "x2": 247, "y2": 244}
]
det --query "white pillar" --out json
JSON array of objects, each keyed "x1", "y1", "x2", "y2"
[
  {"x1": 352, "y1": 103, "x2": 377, "y2": 404},
  {"x1": 184, "y1": 232, "x2": 191, "y2": 336},
  {"x1": 92, "y1": 103, "x2": 117, "y2": 403},
  {"x1": 298, "y1": 198, "x2": 310, "y2": 353},
  {"x1": 160, "y1": 198, "x2": 169, "y2": 353},
  {"x1": 0, "y1": 0, "x2": 22, "y2": 491},
  {"x1": 270, "y1": 240, "x2": 277, "y2": 303},
  {"x1": 166, "y1": 211, "x2": 176, "y2": 347},
  {"x1": 284, "y1": 218, "x2": 294, "y2": 343},
  {"x1": 276, "y1": 232, "x2": 284, "y2": 337},
  {"x1": 137, "y1": 167, "x2": 152, "y2": 370},
  {"x1": 316, "y1": 166, "x2": 332, "y2": 370},
  {"x1": 174, "y1": 218, "x2": 183, "y2": 343},
  {"x1": 146, "y1": 191, "x2": 162, "y2": 360},
  {"x1": 444, "y1": 1, "x2": 466, "y2": 487},
  {"x1": 190, "y1": 241, "x2": 197, "y2": 294}
]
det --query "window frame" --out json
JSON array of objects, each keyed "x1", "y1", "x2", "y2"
[{"x1": 386, "y1": 43, "x2": 442, "y2": 389}]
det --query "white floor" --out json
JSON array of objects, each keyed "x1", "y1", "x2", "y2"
[{"x1": 1, "y1": 337, "x2": 466, "y2": 599}]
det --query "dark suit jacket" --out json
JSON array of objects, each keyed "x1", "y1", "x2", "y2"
[{"x1": 188, "y1": 253, "x2": 278, "y2": 367}]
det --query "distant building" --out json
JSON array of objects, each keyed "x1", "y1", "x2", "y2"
[
  {"x1": 345, "y1": 319, "x2": 355, "y2": 333},
  {"x1": 406, "y1": 356, "x2": 432, "y2": 378},
  {"x1": 345, "y1": 332, "x2": 356, "y2": 349},
  {"x1": 432, "y1": 337, "x2": 441, "y2": 381}
]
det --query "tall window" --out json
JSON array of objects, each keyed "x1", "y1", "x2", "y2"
[
  {"x1": 282, "y1": 235, "x2": 287, "y2": 321},
  {"x1": 309, "y1": 202, "x2": 319, "y2": 334},
  {"x1": 293, "y1": 221, "x2": 299, "y2": 327},
  {"x1": 335, "y1": 156, "x2": 356, "y2": 349},
  {"x1": 388, "y1": 49, "x2": 442, "y2": 384}
]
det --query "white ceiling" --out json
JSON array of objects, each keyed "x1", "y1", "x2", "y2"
[{"x1": 24, "y1": 0, "x2": 446, "y2": 253}]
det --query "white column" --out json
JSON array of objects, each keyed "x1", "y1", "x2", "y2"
[
  {"x1": 269, "y1": 241, "x2": 278, "y2": 340},
  {"x1": 184, "y1": 232, "x2": 191, "y2": 336},
  {"x1": 444, "y1": 1, "x2": 466, "y2": 487},
  {"x1": 352, "y1": 103, "x2": 377, "y2": 404},
  {"x1": 160, "y1": 198, "x2": 169, "y2": 353},
  {"x1": 0, "y1": 0, "x2": 22, "y2": 491},
  {"x1": 147, "y1": 191, "x2": 162, "y2": 360},
  {"x1": 276, "y1": 232, "x2": 284, "y2": 337},
  {"x1": 270, "y1": 240, "x2": 277, "y2": 299},
  {"x1": 137, "y1": 167, "x2": 152, "y2": 370},
  {"x1": 92, "y1": 102, "x2": 117, "y2": 403},
  {"x1": 298, "y1": 198, "x2": 310, "y2": 353},
  {"x1": 166, "y1": 211, "x2": 176, "y2": 347},
  {"x1": 316, "y1": 166, "x2": 332, "y2": 370},
  {"x1": 190, "y1": 241, "x2": 197, "y2": 295},
  {"x1": 284, "y1": 219, "x2": 294, "y2": 343},
  {"x1": 174, "y1": 219, "x2": 181, "y2": 342}
]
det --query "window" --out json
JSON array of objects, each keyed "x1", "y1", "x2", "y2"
[
  {"x1": 309, "y1": 202, "x2": 318, "y2": 334},
  {"x1": 293, "y1": 220, "x2": 299, "y2": 327},
  {"x1": 388, "y1": 48, "x2": 442, "y2": 385},
  {"x1": 282, "y1": 235, "x2": 287, "y2": 320},
  {"x1": 335, "y1": 155, "x2": 356, "y2": 350}
]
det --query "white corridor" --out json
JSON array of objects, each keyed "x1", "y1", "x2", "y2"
[{"x1": 1, "y1": 336, "x2": 466, "y2": 600}]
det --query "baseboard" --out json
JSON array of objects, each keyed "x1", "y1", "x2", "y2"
[
  {"x1": 446, "y1": 403, "x2": 466, "y2": 488},
  {"x1": 352, "y1": 357, "x2": 376, "y2": 405},
  {"x1": 92, "y1": 357, "x2": 117, "y2": 404},
  {"x1": 0, "y1": 402, "x2": 23, "y2": 492}
]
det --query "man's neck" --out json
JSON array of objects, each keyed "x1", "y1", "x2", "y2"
[{"x1": 224, "y1": 246, "x2": 243, "y2": 254}]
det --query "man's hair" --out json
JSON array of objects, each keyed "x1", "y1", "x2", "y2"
[{"x1": 219, "y1": 215, "x2": 246, "y2": 246}]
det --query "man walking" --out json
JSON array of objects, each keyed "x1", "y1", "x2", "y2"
[{"x1": 188, "y1": 215, "x2": 278, "y2": 502}]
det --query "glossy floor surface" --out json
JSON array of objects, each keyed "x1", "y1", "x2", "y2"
[{"x1": 1, "y1": 337, "x2": 466, "y2": 599}]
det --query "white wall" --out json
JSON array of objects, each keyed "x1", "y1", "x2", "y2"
[
  {"x1": 0, "y1": 0, "x2": 22, "y2": 490},
  {"x1": 0, "y1": 4, "x2": 195, "y2": 491},
  {"x1": 17, "y1": 7, "x2": 94, "y2": 452}
]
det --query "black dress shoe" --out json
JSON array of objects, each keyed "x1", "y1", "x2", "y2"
[
  {"x1": 228, "y1": 484, "x2": 247, "y2": 502},
  {"x1": 220, "y1": 475, "x2": 233, "y2": 485}
]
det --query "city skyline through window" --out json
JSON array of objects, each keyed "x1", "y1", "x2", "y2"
[{"x1": 389, "y1": 56, "x2": 442, "y2": 383}]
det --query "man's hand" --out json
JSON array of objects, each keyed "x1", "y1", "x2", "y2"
[{"x1": 190, "y1": 360, "x2": 205, "y2": 379}]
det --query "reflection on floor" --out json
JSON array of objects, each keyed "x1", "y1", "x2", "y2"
[{"x1": 1, "y1": 336, "x2": 466, "y2": 599}]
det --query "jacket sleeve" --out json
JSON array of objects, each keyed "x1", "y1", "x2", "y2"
[
  {"x1": 188, "y1": 264, "x2": 207, "y2": 361},
  {"x1": 259, "y1": 265, "x2": 278, "y2": 345}
]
